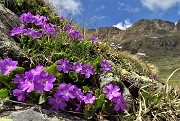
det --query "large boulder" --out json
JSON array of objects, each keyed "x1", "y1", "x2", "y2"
[{"x1": 0, "y1": 3, "x2": 29, "y2": 66}]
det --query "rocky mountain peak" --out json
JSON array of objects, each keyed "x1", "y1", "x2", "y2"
[{"x1": 87, "y1": 19, "x2": 180, "y2": 57}]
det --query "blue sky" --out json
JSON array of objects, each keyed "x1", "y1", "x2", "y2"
[{"x1": 44, "y1": 0, "x2": 180, "y2": 29}]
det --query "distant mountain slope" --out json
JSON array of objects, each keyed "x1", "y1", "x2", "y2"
[{"x1": 87, "y1": 19, "x2": 180, "y2": 57}]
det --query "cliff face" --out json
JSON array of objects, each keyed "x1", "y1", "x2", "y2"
[
  {"x1": 0, "y1": 3, "x2": 30, "y2": 66},
  {"x1": 87, "y1": 19, "x2": 180, "y2": 57}
]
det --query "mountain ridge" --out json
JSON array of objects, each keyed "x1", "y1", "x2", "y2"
[{"x1": 87, "y1": 19, "x2": 180, "y2": 57}]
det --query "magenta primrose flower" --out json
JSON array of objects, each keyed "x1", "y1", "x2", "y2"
[
  {"x1": 48, "y1": 94, "x2": 67, "y2": 111},
  {"x1": 10, "y1": 25, "x2": 24, "y2": 36},
  {"x1": 81, "y1": 64, "x2": 94, "y2": 78},
  {"x1": 65, "y1": 24, "x2": 84, "y2": 40},
  {"x1": 29, "y1": 30, "x2": 42, "y2": 38},
  {"x1": 0, "y1": 58, "x2": 18, "y2": 75},
  {"x1": 13, "y1": 74, "x2": 25, "y2": 84},
  {"x1": 90, "y1": 37, "x2": 99, "y2": 43},
  {"x1": 41, "y1": 23, "x2": 56, "y2": 35},
  {"x1": 57, "y1": 59, "x2": 71, "y2": 73},
  {"x1": 73, "y1": 86, "x2": 84, "y2": 102},
  {"x1": 153, "y1": 75, "x2": 157, "y2": 80},
  {"x1": 20, "y1": 71, "x2": 35, "y2": 93},
  {"x1": 33, "y1": 14, "x2": 47, "y2": 26},
  {"x1": 56, "y1": 83, "x2": 76, "y2": 101},
  {"x1": 23, "y1": 28, "x2": 33, "y2": 35},
  {"x1": 68, "y1": 30, "x2": 83, "y2": 40},
  {"x1": 20, "y1": 12, "x2": 34, "y2": 23},
  {"x1": 100, "y1": 59, "x2": 112, "y2": 71},
  {"x1": 103, "y1": 83, "x2": 121, "y2": 100},
  {"x1": 83, "y1": 93, "x2": 96, "y2": 104},
  {"x1": 20, "y1": 12, "x2": 47, "y2": 26},
  {"x1": 74, "y1": 101, "x2": 83, "y2": 112},
  {"x1": 34, "y1": 72, "x2": 56, "y2": 93},
  {"x1": 112, "y1": 95, "x2": 126, "y2": 111},
  {"x1": 23, "y1": 28, "x2": 42, "y2": 38},
  {"x1": 72, "y1": 62, "x2": 82, "y2": 73},
  {"x1": 31, "y1": 65, "x2": 46, "y2": 75},
  {"x1": 13, "y1": 89, "x2": 26, "y2": 101}
]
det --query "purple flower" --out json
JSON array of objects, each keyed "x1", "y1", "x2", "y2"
[
  {"x1": 20, "y1": 71, "x2": 35, "y2": 92},
  {"x1": 10, "y1": 25, "x2": 24, "y2": 36},
  {"x1": 65, "y1": 24, "x2": 72, "y2": 32},
  {"x1": 103, "y1": 83, "x2": 121, "y2": 100},
  {"x1": 83, "y1": 93, "x2": 96, "y2": 104},
  {"x1": 68, "y1": 30, "x2": 83, "y2": 40},
  {"x1": 20, "y1": 13, "x2": 47, "y2": 26},
  {"x1": 23, "y1": 28, "x2": 42, "y2": 38},
  {"x1": 141, "y1": 71, "x2": 145, "y2": 76},
  {"x1": 90, "y1": 37, "x2": 99, "y2": 43},
  {"x1": 34, "y1": 72, "x2": 56, "y2": 93},
  {"x1": 73, "y1": 86, "x2": 84, "y2": 101},
  {"x1": 65, "y1": 24, "x2": 84, "y2": 40},
  {"x1": 13, "y1": 89, "x2": 26, "y2": 101},
  {"x1": 33, "y1": 14, "x2": 47, "y2": 26},
  {"x1": 31, "y1": 65, "x2": 45, "y2": 75},
  {"x1": 23, "y1": 28, "x2": 33, "y2": 35},
  {"x1": 100, "y1": 59, "x2": 112, "y2": 71},
  {"x1": 80, "y1": 64, "x2": 94, "y2": 78},
  {"x1": 0, "y1": 58, "x2": 18, "y2": 75},
  {"x1": 13, "y1": 74, "x2": 25, "y2": 84},
  {"x1": 41, "y1": 23, "x2": 56, "y2": 35},
  {"x1": 30, "y1": 30, "x2": 42, "y2": 38},
  {"x1": 57, "y1": 59, "x2": 71, "y2": 73},
  {"x1": 48, "y1": 94, "x2": 67, "y2": 111},
  {"x1": 72, "y1": 62, "x2": 82, "y2": 73},
  {"x1": 112, "y1": 95, "x2": 126, "y2": 111},
  {"x1": 153, "y1": 75, "x2": 157, "y2": 80},
  {"x1": 56, "y1": 83, "x2": 76, "y2": 101},
  {"x1": 59, "y1": 15, "x2": 64, "y2": 21},
  {"x1": 20, "y1": 12, "x2": 35, "y2": 23},
  {"x1": 74, "y1": 101, "x2": 83, "y2": 112}
]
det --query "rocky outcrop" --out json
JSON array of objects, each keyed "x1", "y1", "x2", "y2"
[
  {"x1": 1, "y1": 106, "x2": 86, "y2": 121},
  {"x1": 0, "y1": 3, "x2": 29, "y2": 66}
]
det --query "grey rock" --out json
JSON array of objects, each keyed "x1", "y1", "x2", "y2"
[
  {"x1": 0, "y1": 3, "x2": 30, "y2": 66},
  {"x1": 99, "y1": 71, "x2": 134, "y2": 111},
  {"x1": 4, "y1": 107, "x2": 86, "y2": 121},
  {"x1": 6, "y1": 107, "x2": 58, "y2": 121}
]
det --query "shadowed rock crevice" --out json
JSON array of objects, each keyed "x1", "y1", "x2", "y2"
[{"x1": 0, "y1": 3, "x2": 30, "y2": 67}]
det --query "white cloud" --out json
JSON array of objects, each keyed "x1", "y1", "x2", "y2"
[
  {"x1": 140, "y1": 0, "x2": 180, "y2": 12},
  {"x1": 113, "y1": 19, "x2": 133, "y2": 30},
  {"x1": 44, "y1": 0, "x2": 83, "y2": 16},
  {"x1": 96, "y1": 16, "x2": 109, "y2": 20},
  {"x1": 96, "y1": 5, "x2": 105, "y2": 11},
  {"x1": 118, "y1": 2, "x2": 140, "y2": 13}
]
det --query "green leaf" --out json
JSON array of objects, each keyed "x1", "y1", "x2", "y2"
[
  {"x1": 95, "y1": 89, "x2": 102, "y2": 97},
  {"x1": 42, "y1": 7, "x2": 48, "y2": 13},
  {"x1": 94, "y1": 55, "x2": 103, "y2": 64},
  {"x1": 45, "y1": 64, "x2": 60, "y2": 77},
  {"x1": 39, "y1": 93, "x2": 46, "y2": 104},
  {"x1": 83, "y1": 86, "x2": 90, "y2": 93},
  {"x1": 68, "y1": 71, "x2": 78, "y2": 79},
  {"x1": 12, "y1": 67, "x2": 25, "y2": 74},
  {"x1": 96, "y1": 94, "x2": 105, "y2": 107},
  {"x1": 0, "y1": 74, "x2": 9, "y2": 80},
  {"x1": 84, "y1": 110, "x2": 93, "y2": 119},
  {"x1": 102, "y1": 100, "x2": 114, "y2": 114},
  {"x1": 93, "y1": 55, "x2": 103, "y2": 69},
  {"x1": 0, "y1": 74, "x2": 10, "y2": 88},
  {"x1": 0, "y1": 88, "x2": 8, "y2": 98}
]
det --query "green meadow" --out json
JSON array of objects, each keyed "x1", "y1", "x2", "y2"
[{"x1": 147, "y1": 56, "x2": 180, "y2": 92}]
